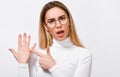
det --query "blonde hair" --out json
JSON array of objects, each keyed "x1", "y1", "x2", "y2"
[{"x1": 39, "y1": 1, "x2": 84, "y2": 49}]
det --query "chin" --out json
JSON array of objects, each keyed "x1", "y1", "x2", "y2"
[{"x1": 55, "y1": 36, "x2": 68, "y2": 41}]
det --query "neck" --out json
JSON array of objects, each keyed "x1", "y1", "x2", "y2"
[{"x1": 52, "y1": 37, "x2": 73, "y2": 48}]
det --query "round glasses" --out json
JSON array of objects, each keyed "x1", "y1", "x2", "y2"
[{"x1": 46, "y1": 15, "x2": 68, "y2": 28}]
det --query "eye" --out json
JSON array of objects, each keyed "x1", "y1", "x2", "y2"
[
  {"x1": 59, "y1": 16, "x2": 66, "y2": 21},
  {"x1": 47, "y1": 19, "x2": 55, "y2": 24}
]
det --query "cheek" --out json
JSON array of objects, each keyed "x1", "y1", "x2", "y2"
[
  {"x1": 65, "y1": 21, "x2": 70, "y2": 32},
  {"x1": 65, "y1": 25, "x2": 70, "y2": 33},
  {"x1": 48, "y1": 29, "x2": 56, "y2": 36}
]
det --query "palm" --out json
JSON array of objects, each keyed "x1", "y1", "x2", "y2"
[
  {"x1": 9, "y1": 33, "x2": 36, "y2": 64},
  {"x1": 17, "y1": 44, "x2": 30, "y2": 64}
]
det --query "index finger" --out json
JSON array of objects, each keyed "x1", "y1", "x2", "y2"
[
  {"x1": 18, "y1": 34, "x2": 22, "y2": 49},
  {"x1": 31, "y1": 49, "x2": 44, "y2": 57}
]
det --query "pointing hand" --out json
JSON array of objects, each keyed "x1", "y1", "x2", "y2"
[{"x1": 31, "y1": 47, "x2": 56, "y2": 70}]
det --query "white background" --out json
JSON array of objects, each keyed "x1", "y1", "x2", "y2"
[{"x1": 0, "y1": 0, "x2": 120, "y2": 77}]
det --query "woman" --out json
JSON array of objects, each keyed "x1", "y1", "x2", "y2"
[{"x1": 9, "y1": 1, "x2": 92, "y2": 77}]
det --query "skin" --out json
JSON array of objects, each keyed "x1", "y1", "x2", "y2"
[
  {"x1": 44, "y1": 7, "x2": 70, "y2": 41},
  {"x1": 9, "y1": 7, "x2": 70, "y2": 70},
  {"x1": 9, "y1": 33, "x2": 36, "y2": 64}
]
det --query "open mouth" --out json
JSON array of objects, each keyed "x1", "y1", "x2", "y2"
[{"x1": 56, "y1": 30, "x2": 64, "y2": 34}]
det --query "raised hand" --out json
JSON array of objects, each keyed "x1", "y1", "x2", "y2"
[
  {"x1": 31, "y1": 47, "x2": 56, "y2": 70},
  {"x1": 9, "y1": 33, "x2": 36, "y2": 64}
]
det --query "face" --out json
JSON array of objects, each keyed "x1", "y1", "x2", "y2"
[{"x1": 44, "y1": 7, "x2": 70, "y2": 41}]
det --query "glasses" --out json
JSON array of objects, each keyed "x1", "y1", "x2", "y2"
[{"x1": 45, "y1": 15, "x2": 68, "y2": 28}]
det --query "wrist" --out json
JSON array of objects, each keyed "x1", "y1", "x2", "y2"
[
  {"x1": 48, "y1": 64, "x2": 58, "y2": 72},
  {"x1": 18, "y1": 60, "x2": 28, "y2": 64},
  {"x1": 17, "y1": 63, "x2": 28, "y2": 68}
]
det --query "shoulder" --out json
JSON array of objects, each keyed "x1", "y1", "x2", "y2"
[
  {"x1": 73, "y1": 45, "x2": 92, "y2": 58},
  {"x1": 75, "y1": 47, "x2": 92, "y2": 64},
  {"x1": 80, "y1": 47, "x2": 92, "y2": 57}
]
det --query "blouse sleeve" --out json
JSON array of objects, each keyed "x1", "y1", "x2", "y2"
[
  {"x1": 73, "y1": 49, "x2": 92, "y2": 77},
  {"x1": 17, "y1": 53, "x2": 38, "y2": 77},
  {"x1": 17, "y1": 63, "x2": 30, "y2": 77},
  {"x1": 49, "y1": 49, "x2": 92, "y2": 77}
]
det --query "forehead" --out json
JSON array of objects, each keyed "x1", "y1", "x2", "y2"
[{"x1": 45, "y1": 7, "x2": 67, "y2": 19}]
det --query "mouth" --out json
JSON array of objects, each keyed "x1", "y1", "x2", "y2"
[
  {"x1": 56, "y1": 30, "x2": 64, "y2": 34},
  {"x1": 56, "y1": 30, "x2": 65, "y2": 38}
]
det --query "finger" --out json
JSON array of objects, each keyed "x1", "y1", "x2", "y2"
[
  {"x1": 23, "y1": 33, "x2": 26, "y2": 47},
  {"x1": 30, "y1": 43, "x2": 36, "y2": 50},
  {"x1": 39, "y1": 60, "x2": 44, "y2": 68},
  {"x1": 39, "y1": 63, "x2": 44, "y2": 68},
  {"x1": 18, "y1": 34, "x2": 22, "y2": 50},
  {"x1": 26, "y1": 35, "x2": 31, "y2": 49},
  {"x1": 9, "y1": 48, "x2": 19, "y2": 60},
  {"x1": 46, "y1": 47, "x2": 50, "y2": 55},
  {"x1": 31, "y1": 49, "x2": 44, "y2": 57}
]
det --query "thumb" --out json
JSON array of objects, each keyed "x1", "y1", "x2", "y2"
[
  {"x1": 30, "y1": 43, "x2": 37, "y2": 50},
  {"x1": 9, "y1": 48, "x2": 18, "y2": 60},
  {"x1": 46, "y1": 47, "x2": 51, "y2": 55}
]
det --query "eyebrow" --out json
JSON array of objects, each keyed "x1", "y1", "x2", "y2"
[{"x1": 47, "y1": 15, "x2": 66, "y2": 20}]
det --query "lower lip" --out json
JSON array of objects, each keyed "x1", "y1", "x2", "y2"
[{"x1": 57, "y1": 32, "x2": 64, "y2": 38}]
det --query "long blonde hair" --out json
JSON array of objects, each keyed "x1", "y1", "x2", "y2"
[{"x1": 39, "y1": 1, "x2": 84, "y2": 49}]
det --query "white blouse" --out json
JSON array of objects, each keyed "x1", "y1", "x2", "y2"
[{"x1": 17, "y1": 38, "x2": 92, "y2": 77}]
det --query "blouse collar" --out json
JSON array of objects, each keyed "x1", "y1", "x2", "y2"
[{"x1": 52, "y1": 37, "x2": 73, "y2": 48}]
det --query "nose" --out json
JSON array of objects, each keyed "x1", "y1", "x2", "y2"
[{"x1": 55, "y1": 20, "x2": 62, "y2": 28}]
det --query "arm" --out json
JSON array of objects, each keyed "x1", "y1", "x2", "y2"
[
  {"x1": 28, "y1": 53, "x2": 38, "y2": 77},
  {"x1": 17, "y1": 63, "x2": 30, "y2": 77},
  {"x1": 73, "y1": 50, "x2": 92, "y2": 77},
  {"x1": 49, "y1": 49, "x2": 92, "y2": 77},
  {"x1": 31, "y1": 47, "x2": 92, "y2": 77},
  {"x1": 17, "y1": 53, "x2": 38, "y2": 77},
  {"x1": 9, "y1": 33, "x2": 37, "y2": 77}
]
